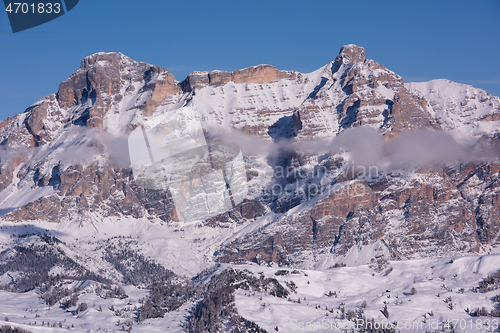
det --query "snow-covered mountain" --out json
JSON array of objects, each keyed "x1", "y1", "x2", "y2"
[
  {"x1": 406, "y1": 79, "x2": 500, "y2": 140},
  {"x1": 1, "y1": 43, "x2": 500, "y2": 265},
  {"x1": 1, "y1": 44, "x2": 500, "y2": 332}
]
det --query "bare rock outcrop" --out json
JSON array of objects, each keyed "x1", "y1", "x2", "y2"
[
  {"x1": 1, "y1": 45, "x2": 499, "y2": 269},
  {"x1": 180, "y1": 64, "x2": 295, "y2": 91},
  {"x1": 57, "y1": 52, "x2": 180, "y2": 128}
]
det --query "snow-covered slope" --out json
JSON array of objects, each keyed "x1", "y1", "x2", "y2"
[
  {"x1": 406, "y1": 79, "x2": 500, "y2": 141},
  {"x1": 2, "y1": 254, "x2": 500, "y2": 332},
  {"x1": 232, "y1": 255, "x2": 500, "y2": 333}
]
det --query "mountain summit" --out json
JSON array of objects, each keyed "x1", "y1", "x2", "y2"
[{"x1": 335, "y1": 44, "x2": 366, "y2": 64}]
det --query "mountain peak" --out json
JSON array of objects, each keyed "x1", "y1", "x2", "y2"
[
  {"x1": 335, "y1": 44, "x2": 366, "y2": 65},
  {"x1": 80, "y1": 52, "x2": 127, "y2": 70}
]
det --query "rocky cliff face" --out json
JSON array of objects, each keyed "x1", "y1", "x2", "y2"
[
  {"x1": 180, "y1": 64, "x2": 295, "y2": 91},
  {"x1": 1, "y1": 45, "x2": 500, "y2": 270}
]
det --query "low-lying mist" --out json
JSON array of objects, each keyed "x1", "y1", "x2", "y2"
[
  {"x1": 1, "y1": 126, "x2": 498, "y2": 176},
  {"x1": 208, "y1": 126, "x2": 500, "y2": 170}
]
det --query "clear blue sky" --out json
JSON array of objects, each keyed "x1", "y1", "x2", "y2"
[{"x1": 1, "y1": 0, "x2": 499, "y2": 121}]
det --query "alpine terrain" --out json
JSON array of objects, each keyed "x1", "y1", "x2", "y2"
[{"x1": 1, "y1": 44, "x2": 500, "y2": 332}]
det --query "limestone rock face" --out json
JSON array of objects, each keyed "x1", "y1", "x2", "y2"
[
  {"x1": 0, "y1": 162, "x2": 15, "y2": 192},
  {"x1": 208, "y1": 65, "x2": 294, "y2": 86},
  {"x1": 335, "y1": 44, "x2": 366, "y2": 65},
  {"x1": 57, "y1": 52, "x2": 123, "y2": 110},
  {"x1": 140, "y1": 65, "x2": 181, "y2": 117},
  {"x1": 25, "y1": 102, "x2": 47, "y2": 134},
  {"x1": 218, "y1": 160, "x2": 500, "y2": 266},
  {"x1": 57, "y1": 52, "x2": 180, "y2": 128},
  {"x1": 180, "y1": 64, "x2": 295, "y2": 91},
  {"x1": 7, "y1": 162, "x2": 177, "y2": 222},
  {"x1": 1, "y1": 45, "x2": 500, "y2": 269}
]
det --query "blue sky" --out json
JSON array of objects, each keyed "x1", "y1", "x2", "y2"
[{"x1": 1, "y1": 0, "x2": 499, "y2": 121}]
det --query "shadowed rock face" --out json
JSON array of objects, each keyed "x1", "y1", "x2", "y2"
[
  {"x1": 1, "y1": 46, "x2": 500, "y2": 268},
  {"x1": 336, "y1": 44, "x2": 366, "y2": 65},
  {"x1": 57, "y1": 52, "x2": 180, "y2": 127},
  {"x1": 57, "y1": 52, "x2": 123, "y2": 110},
  {"x1": 218, "y1": 160, "x2": 500, "y2": 266}
]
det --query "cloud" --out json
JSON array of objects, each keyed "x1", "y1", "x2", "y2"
[
  {"x1": 206, "y1": 125, "x2": 283, "y2": 156},
  {"x1": 1, "y1": 123, "x2": 497, "y2": 178},
  {"x1": 0, "y1": 146, "x2": 34, "y2": 164},
  {"x1": 206, "y1": 125, "x2": 499, "y2": 170},
  {"x1": 0, "y1": 126, "x2": 131, "y2": 169},
  {"x1": 93, "y1": 132, "x2": 131, "y2": 167},
  {"x1": 385, "y1": 131, "x2": 466, "y2": 169}
]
